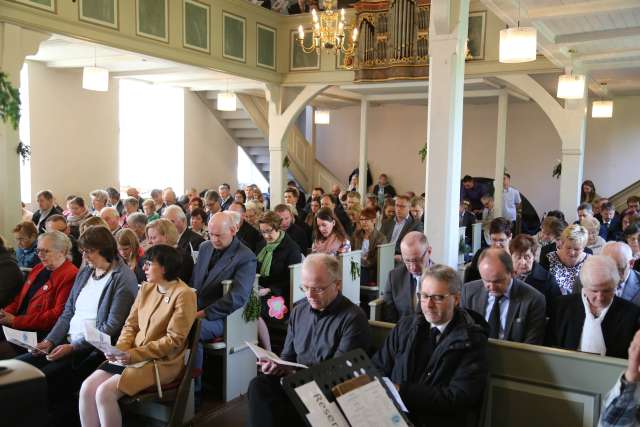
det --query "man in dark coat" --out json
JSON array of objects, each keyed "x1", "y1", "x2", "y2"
[
  {"x1": 373, "y1": 264, "x2": 489, "y2": 427},
  {"x1": 546, "y1": 255, "x2": 640, "y2": 358},
  {"x1": 229, "y1": 202, "x2": 263, "y2": 253},
  {"x1": 31, "y1": 190, "x2": 63, "y2": 234}
]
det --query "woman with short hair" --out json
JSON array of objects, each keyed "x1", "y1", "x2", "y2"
[
  {"x1": 622, "y1": 223, "x2": 640, "y2": 271},
  {"x1": 142, "y1": 199, "x2": 160, "y2": 223},
  {"x1": 540, "y1": 224, "x2": 590, "y2": 295},
  {"x1": 351, "y1": 207, "x2": 387, "y2": 285},
  {"x1": 581, "y1": 216, "x2": 606, "y2": 255},
  {"x1": 311, "y1": 208, "x2": 351, "y2": 256},
  {"x1": 189, "y1": 207, "x2": 209, "y2": 240},
  {"x1": 115, "y1": 229, "x2": 145, "y2": 284},
  {"x1": 0, "y1": 231, "x2": 78, "y2": 359},
  {"x1": 145, "y1": 219, "x2": 193, "y2": 283},
  {"x1": 79, "y1": 244, "x2": 196, "y2": 427},
  {"x1": 89, "y1": 190, "x2": 109, "y2": 214},
  {"x1": 13, "y1": 221, "x2": 39, "y2": 269}
]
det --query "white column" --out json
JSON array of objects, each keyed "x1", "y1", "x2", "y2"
[
  {"x1": 425, "y1": 0, "x2": 470, "y2": 267},
  {"x1": 265, "y1": 84, "x2": 286, "y2": 207},
  {"x1": 493, "y1": 92, "x2": 508, "y2": 218},
  {"x1": 559, "y1": 94, "x2": 588, "y2": 222},
  {"x1": 0, "y1": 24, "x2": 47, "y2": 239},
  {"x1": 358, "y1": 99, "x2": 368, "y2": 204}
]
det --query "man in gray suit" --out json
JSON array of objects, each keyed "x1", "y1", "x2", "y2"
[
  {"x1": 602, "y1": 241, "x2": 640, "y2": 306},
  {"x1": 461, "y1": 248, "x2": 546, "y2": 344},
  {"x1": 191, "y1": 212, "x2": 257, "y2": 375},
  {"x1": 381, "y1": 194, "x2": 422, "y2": 257},
  {"x1": 382, "y1": 231, "x2": 432, "y2": 322}
]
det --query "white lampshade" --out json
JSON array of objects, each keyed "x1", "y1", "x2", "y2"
[
  {"x1": 217, "y1": 92, "x2": 237, "y2": 111},
  {"x1": 314, "y1": 110, "x2": 330, "y2": 125},
  {"x1": 592, "y1": 100, "x2": 613, "y2": 118},
  {"x1": 499, "y1": 27, "x2": 537, "y2": 63},
  {"x1": 557, "y1": 74, "x2": 586, "y2": 99},
  {"x1": 82, "y1": 66, "x2": 109, "y2": 92}
]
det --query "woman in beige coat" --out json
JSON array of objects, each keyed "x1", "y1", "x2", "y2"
[{"x1": 79, "y1": 244, "x2": 196, "y2": 427}]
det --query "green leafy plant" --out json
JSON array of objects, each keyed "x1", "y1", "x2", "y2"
[
  {"x1": 0, "y1": 71, "x2": 21, "y2": 130},
  {"x1": 17, "y1": 141, "x2": 31, "y2": 162},
  {"x1": 282, "y1": 155, "x2": 290, "y2": 168},
  {"x1": 418, "y1": 143, "x2": 428, "y2": 163},
  {"x1": 350, "y1": 259, "x2": 360, "y2": 281},
  {"x1": 458, "y1": 235, "x2": 470, "y2": 255},
  {"x1": 552, "y1": 161, "x2": 562, "y2": 179},
  {"x1": 242, "y1": 287, "x2": 261, "y2": 322}
]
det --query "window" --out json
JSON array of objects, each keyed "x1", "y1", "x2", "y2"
[
  {"x1": 19, "y1": 63, "x2": 31, "y2": 203},
  {"x1": 237, "y1": 146, "x2": 269, "y2": 191},
  {"x1": 119, "y1": 79, "x2": 184, "y2": 195}
]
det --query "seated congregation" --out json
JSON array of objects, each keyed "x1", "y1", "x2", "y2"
[{"x1": 1, "y1": 174, "x2": 640, "y2": 427}]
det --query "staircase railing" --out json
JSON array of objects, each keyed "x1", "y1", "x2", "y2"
[{"x1": 609, "y1": 180, "x2": 640, "y2": 213}]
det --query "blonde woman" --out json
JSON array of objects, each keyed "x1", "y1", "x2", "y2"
[
  {"x1": 115, "y1": 229, "x2": 145, "y2": 284},
  {"x1": 145, "y1": 218, "x2": 192, "y2": 283},
  {"x1": 540, "y1": 224, "x2": 590, "y2": 295}
]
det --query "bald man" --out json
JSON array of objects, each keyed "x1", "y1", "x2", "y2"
[
  {"x1": 99, "y1": 206, "x2": 121, "y2": 236},
  {"x1": 602, "y1": 241, "x2": 640, "y2": 306},
  {"x1": 190, "y1": 212, "x2": 257, "y2": 376},
  {"x1": 382, "y1": 231, "x2": 433, "y2": 322},
  {"x1": 546, "y1": 255, "x2": 640, "y2": 358}
]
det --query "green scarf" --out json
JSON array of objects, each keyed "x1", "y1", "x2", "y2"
[{"x1": 256, "y1": 231, "x2": 285, "y2": 277}]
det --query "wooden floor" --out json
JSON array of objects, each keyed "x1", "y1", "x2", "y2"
[{"x1": 193, "y1": 395, "x2": 249, "y2": 427}]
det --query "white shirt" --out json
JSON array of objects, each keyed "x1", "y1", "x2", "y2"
[
  {"x1": 67, "y1": 271, "x2": 113, "y2": 342},
  {"x1": 502, "y1": 186, "x2": 521, "y2": 221},
  {"x1": 484, "y1": 279, "x2": 513, "y2": 340},
  {"x1": 390, "y1": 216, "x2": 409, "y2": 244}
]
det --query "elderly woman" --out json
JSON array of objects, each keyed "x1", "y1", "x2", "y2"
[
  {"x1": 78, "y1": 244, "x2": 196, "y2": 427},
  {"x1": 245, "y1": 201, "x2": 261, "y2": 229},
  {"x1": 89, "y1": 189, "x2": 109, "y2": 215},
  {"x1": 146, "y1": 218, "x2": 193, "y2": 283},
  {"x1": 581, "y1": 216, "x2": 606, "y2": 255},
  {"x1": 0, "y1": 231, "x2": 78, "y2": 359},
  {"x1": 351, "y1": 207, "x2": 387, "y2": 285},
  {"x1": 13, "y1": 221, "x2": 39, "y2": 269},
  {"x1": 79, "y1": 216, "x2": 110, "y2": 236},
  {"x1": 311, "y1": 207, "x2": 351, "y2": 256},
  {"x1": 540, "y1": 224, "x2": 590, "y2": 295},
  {"x1": 0, "y1": 235, "x2": 24, "y2": 310},
  {"x1": 190, "y1": 207, "x2": 209, "y2": 240},
  {"x1": 18, "y1": 226, "x2": 138, "y2": 406},
  {"x1": 622, "y1": 224, "x2": 640, "y2": 269},
  {"x1": 255, "y1": 212, "x2": 303, "y2": 350},
  {"x1": 509, "y1": 234, "x2": 561, "y2": 312},
  {"x1": 116, "y1": 229, "x2": 145, "y2": 284}
]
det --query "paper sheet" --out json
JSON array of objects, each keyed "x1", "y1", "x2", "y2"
[
  {"x1": 336, "y1": 378, "x2": 409, "y2": 427},
  {"x1": 294, "y1": 381, "x2": 349, "y2": 427},
  {"x1": 245, "y1": 340, "x2": 308, "y2": 369},
  {"x1": 382, "y1": 377, "x2": 409, "y2": 413},
  {"x1": 83, "y1": 321, "x2": 125, "y2": 357},
  {"x1": 2, "y1": 326, "x2": 42, "y2": 353}
]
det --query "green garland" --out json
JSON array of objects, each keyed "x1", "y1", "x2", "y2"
[
  {"x1": 350, "y1": 259, "x2": 360, "y2": 281},
  {"x1": 0, "y1": 71, "x2": 21, "y2": 130},
  {"x1": 243, "y1": 287, "x2": 261, "y2": 322}
]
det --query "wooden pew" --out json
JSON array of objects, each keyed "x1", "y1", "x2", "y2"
[
  {"x1": 338, "y1": 250, "x2": 362, "y2": 306},
  {"x1": 289, "y1": 262, "x2": 305, "y2": 306},
  {"x1": 472, "y1": 222, "x2": 483, "y2": 254},
  {"x1": 203, "y1": 277, "x2": 258, "y2": 401},
  {"x1": 367, "y1": 320, "x2": 625, "y2": 426}
]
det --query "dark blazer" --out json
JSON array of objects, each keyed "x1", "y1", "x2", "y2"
[
  {"x1": 463, "y1": 247, "x2": 485, "y2": 283},
  {"x1": 461, "y1": 278, "x2": 546, "y2": 344},
  {"x1": 237, "y1": 221, "x2": 264, "y2": 253},
  {"x1": 382, "y1": 264, "x2": 420, "y2": 323},
  {"x1": 220, "y1": 196, "x2": 233, "y2": 212},
  {"x1": 523, "y1": 262, "x2": 562, "y2": 314},
  {"x1": 31, "y1": 205, "x2": 63, "y2": 234},
  {"x1": 0, "y1": 248, "x2": 24, "y2": 308},
  {"x1": 372, "y1": 184, "x2": 397, "y2": 200},
  {"x1": 285, "y1": 223, "x2": 310, "y2": 255},
  {"x1": 599, "y1": 217, "x2": 622, "y2": 241},
  {"x1": 546, "y1": 295, "x2": 640, "y2": 358},
  {"x1": 621, "y1": 270, "x2": 640, "y2": 307},
  {"x1": 373, "y1": 309, "x2": 489, "y2": 427},
  {"x1": 255, "y1": 233, "x2": 302, "y2": 302},
  {"x1": 178, "y1": 228, "x2": 206, "y2": 256},
  {"x1": 190, "y1": 237, "x2": 257, "y2": 321},
  {"x1": 381, "y1": 215, "x2": 419, "y2": 255}
]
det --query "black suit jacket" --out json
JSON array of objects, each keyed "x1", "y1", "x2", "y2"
[
  {"x1": 178, "y1": 228, "x2": 205, "y2": 256},
  {"x1": 285, "y1": 223, "x2": 310, "y2": 255},
  {"x1": 546, "y1": 295, "x2": 640, "y2": 358},
  {"x1": 32, "y1": 205, "x2": 63, "y2": 234},
  {"x1": 382, "y1": 264, "x2": 420, "y2": 323},
  {"x1": 381, "y1": 216, "x2": 420, "y2": 255},
  {"x1": 237, "y1": 221, "x2": 264, "y2": 253},
  {"x1": 523, "y1": 262, "x2": 562, "y2": 315}
]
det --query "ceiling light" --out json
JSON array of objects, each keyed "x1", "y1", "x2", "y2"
[
  {"x1": 217, "y1": 92, "x2": 237, "y2": 111},
  {"x1": 82, "y1": 66, "x2": 109, "y2": 92},
  {"x1": 499, "y1": 27, "x2": 537, "y2": 63},
  {"x1": 592, "y1": 100, "x2": 613, "y2": 118},
  {"x1": 314, "y1": 110, "x2": 330, "y2": 125}
]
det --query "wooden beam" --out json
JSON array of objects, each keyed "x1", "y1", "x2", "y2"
[
  {"x1": 527, "y1": 0, "x2": 640, "y2": 20},
  {"x1": 555, "y1": 26, "x2": 640, "y2": 45}
]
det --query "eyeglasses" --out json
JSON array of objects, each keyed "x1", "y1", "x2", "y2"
[
  {"x1": 260, "y1": 228, "x2": 276, "y2": 236},
  {"x1": 36, "y1": 248, "x2": 52, "y2": 256},
  {"x1": 419, "y1": 293, "x2": 451, "y2": 303},
  {"x1": 80, "y1": 248, "x2": 96, "y2": 255},
  {"x1": 299, "y1": 282, "x2": 335, "y2": 295},
  {"x1": 402, "y1": 249, "x2": 428, "y2": 265}
]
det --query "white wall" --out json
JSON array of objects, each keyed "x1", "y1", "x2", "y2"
[
  {"x1": 26, "y1": 63, "x2": 239, "y2": 204},
  {"x1": 315, "y1": 96, "x2": 640, "y2": 217},
  {"x1": 28, "y1": 61, "x2": 119, "y2": 203}
]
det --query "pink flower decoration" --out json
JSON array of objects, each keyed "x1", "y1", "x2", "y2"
[{"x1": 267, "y1": 296, "x2": 288, "y2": 320}]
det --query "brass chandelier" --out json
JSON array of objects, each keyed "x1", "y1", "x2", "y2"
[{"x1": 296, "y1": 0, "x2": 359, "y2": 58}]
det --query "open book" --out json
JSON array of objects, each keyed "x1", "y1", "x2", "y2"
[
  {"x1": 245, "y1": 341, "x2": 308, "y2": 369},
  {"x1": 2, "y1": 326, "x2": 44, "y2": 353}
]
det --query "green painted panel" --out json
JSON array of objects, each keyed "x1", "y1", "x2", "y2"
[
  {"x1": 491, "y1": 387, "x2": 585, "y2": 427},
  {"x1": 138, "y1": 0, "x2": 166, "y2": 41},
  {"x1": 291, "y1": 31, "x2": 319, "y2": 71},
  {"x1": 257, "y1": 25, "x2": 275, "y2": 69},
  {"x1": 81, "y1": 0, "x2": 116, "y2": 27},
  {"x1": 31, "y1": 0, "x2": 52, "y2": 6},
  {"x1": 184, "y1": 1, "x2": 209, "y2": 52},
  {"x1": 224, "y1": 14, "x2": 245, "y2": 62}
]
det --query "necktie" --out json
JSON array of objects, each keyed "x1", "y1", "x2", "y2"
[
  {"x1": 488, "y1": 295, "x2": 504, "y2": 339},
  {"x1": 430, "y1": 327, "x2": 441, "y2": 350}
]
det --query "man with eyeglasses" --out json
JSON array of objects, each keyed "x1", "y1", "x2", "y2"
[
  {"x1": 381, "y1": 194, "x2": 420, "y2": 257},
  {"x1": 461, "y1": 248, "x2": 546, "y2": 344},
  {"x1": 382, "y1": 231, "x2": 432, "y2": 323},
  {"x1": 247, "y1": 253, "x2": 371, "y2": 427},
  {"x1": 373, "y1": 264, "x2": 489, "y2": 426}
]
